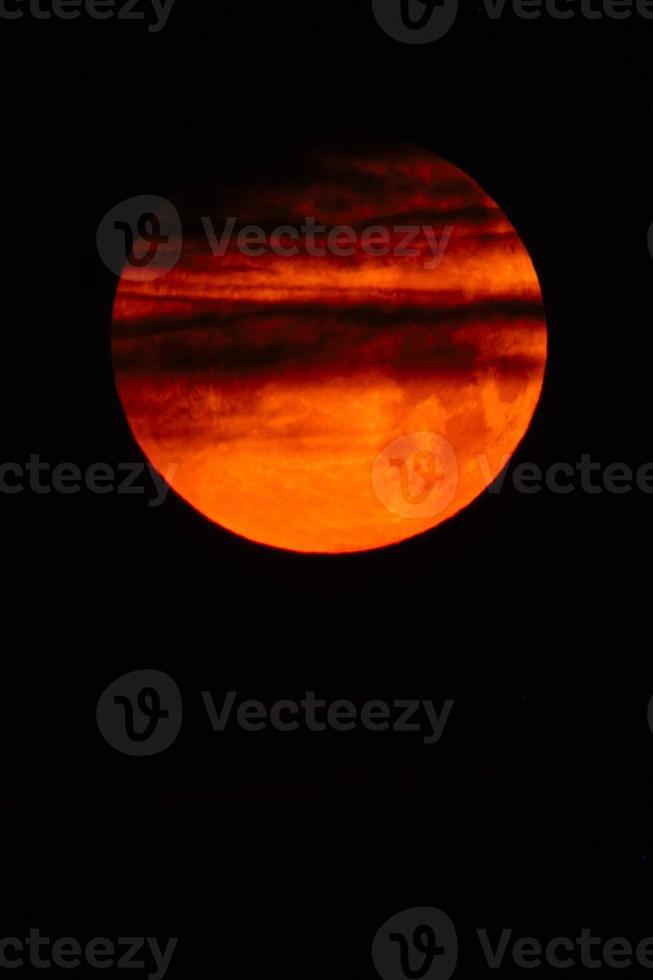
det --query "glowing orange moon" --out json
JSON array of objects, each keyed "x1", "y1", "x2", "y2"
[{"x1": 112, "y1": 137, "x2": 547, "y2": 553}]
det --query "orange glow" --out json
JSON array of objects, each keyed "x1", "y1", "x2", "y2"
[{"x1": 112, "y1": 138, "x2": 547, "y2": 553}]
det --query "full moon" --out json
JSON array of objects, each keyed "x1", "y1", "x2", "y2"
[{"x1": 111, "y1": 136, "x2": 547, "y2": 553}]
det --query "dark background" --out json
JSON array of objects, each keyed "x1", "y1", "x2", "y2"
[{"x1": 2, "y1": 0, "x2": 653, "y2": 976}]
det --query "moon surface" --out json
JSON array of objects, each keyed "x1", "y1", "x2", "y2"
[{"x1": 112, "y1": 136, "x2": 547, "y2": 553}]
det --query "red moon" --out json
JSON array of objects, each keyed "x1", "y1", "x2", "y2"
[{"x1": 112, "y1": 137, "x2": 547, "y2": 554}]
